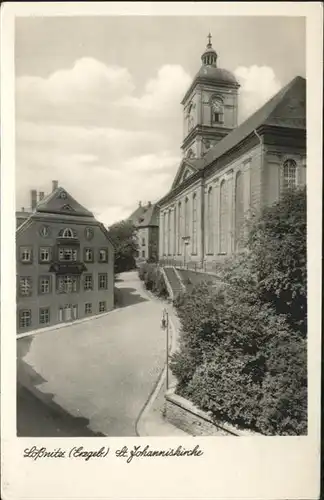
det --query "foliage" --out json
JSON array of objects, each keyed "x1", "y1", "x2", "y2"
[
  {"x1": 138, "y1": 263, "x2": 168, "y2": 298},
  {"x1": 108, "y1": 220, "x2": 138, "y2": 274},
  {"x1": 171, "y1": 188, "x2": 307, "y2": 435},
  {"x1": 247, "y1": 187, "x2": 307, "y2": 335}
]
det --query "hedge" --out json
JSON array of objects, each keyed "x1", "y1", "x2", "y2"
[{"x1": 138, "y1": 262, "x2": 168, "y2": 299}]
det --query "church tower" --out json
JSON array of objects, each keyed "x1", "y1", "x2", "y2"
[{"x1": 181, "y1": 34, "x2": 240, "y2": 159}]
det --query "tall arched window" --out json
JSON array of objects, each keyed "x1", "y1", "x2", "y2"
[
  {"x1": 173, "y1": 206, "x2": 177, "y2": 255},
  {"x1": 235, "y1": 171, "x2": 244, "y2": 250},
  {"x1": 207, "y1": 187, "x2": 213, "y2": 253},
  {"x1": 220, "y1": 180, "x2": 228, "y2": 253},
  {"x1": 177, "y1": 202, "x2": 182, "y2": 254},
  {"x1": 163, "y1": 212, "x2": 167, "y2": 256},
  {"x1": 283, "y1": 159, "x2": 297, "y2": 191},
  {"x1": 184, "y1": 197, "x2": 190, "y2": 237},
  {"x1": 192, "y1": 193, "x2": 197, "y2": 254},
  {"x1": 167, "y1": 210, "x2": 171, "y2": 255}
]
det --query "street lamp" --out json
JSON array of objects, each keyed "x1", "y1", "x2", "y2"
[{"x1": 161, "y1": 308, "x2": 170, "y2": 390}]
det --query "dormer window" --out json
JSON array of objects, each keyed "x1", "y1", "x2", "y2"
[{"x1": 59, "y1": 227, "x2": 76, "y2": 239}]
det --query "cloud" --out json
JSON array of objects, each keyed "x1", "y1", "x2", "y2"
[
  {"x1": 119, "y1": 64, "x2": 191, "y2": 115},
  {"x1": 234, "y1": 65, "x2": 282, "y2": 123},
  {"x1": 16, "y1": 58, "x2": 283, "y2": 226}
]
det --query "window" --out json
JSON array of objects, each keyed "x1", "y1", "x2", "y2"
[
  {"x1": 192, "y1": 193, "x2": 198, "y2": 254},
  {"x1": 60, "y1": 228, "x2": 75, "y2": 238},
  {"x1": 235, "y1": 171, "x2": 244, "y2": 250},
  {"x1": 211, "y1": 97, "x2": 224, "y2": 123},
  {"x1": 142, "y1": 250, "x2": 145, "y2": 258},
  {"x1": 19, "y1": 310, "x2": 31, "y2": 329},
  {"x1": 177, "y1": 202, "x2": 182, "y2": 254},
  {"x1": 85, "y1": 303, "x2": 92, "y2": 315},
  {"x1": 59, "y1": 247, "x2": 77, "y2": 261},
  {"x1": 39, "y1": 276, "x2": 51, "y2": 294},
  {"x1": 207, "y1": 187, "x2": 214, "y2": 253},
  {"x1": 57, "y1": 275, "x2": 78, "y2": 293},
  {"x1": 39, "y1": 307, "x2": 50, "y2": 325},
  {"x1": 84, "y1": 248, "x2": 94, "y2": 262},
  {"x1": 99, "y1": 248, "x2": 108, "y2": 263},
  {"x1": 283, "y1": 159, "x2": 297, "y2": 191},
  {"x1": 184, "y1": 198, "x2": 190, "y2": 237},
  {"x1": 173, "y1": 206, "x2": 177, "y2": 255},
  {"x1": 167, "y1": 210, "x2": 171, "y2": 255},
  {"x1": 20, "y1": 246, "x2": 32, "y2": 263},
  {"x1": 19, "y1": 277, "x2": 32, "y2": 296},
  {"x1": 84, "y1": 274, "x2": 93, "y2": 291},
  {"x1": 163, "y1": 212, "x2": 167, "y2": 256},
  {"x1": 39, "y1": 247, "x2": 51, "y2": 263},
  {"x1": 220, "y1": 180, "x2": 228, "y2": 254},
  {"x1": 99, "y1": 301, "x2": 106, "y2": 313},
  {"x1": 98, "y1": 273, "x2": 108, "y2": 290}
]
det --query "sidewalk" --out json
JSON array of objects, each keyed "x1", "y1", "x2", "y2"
[{"x1": 136, "y1": 289, "x2": 189, "y2": 437}]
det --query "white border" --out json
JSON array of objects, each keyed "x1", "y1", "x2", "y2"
[{"x1": 1, "y1": 3, "x2": 322, "y2": 499}]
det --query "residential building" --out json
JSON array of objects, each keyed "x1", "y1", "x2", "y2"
[
  {"x1": 157, "y1": 35, "x2": 306, "y2": 272},
  {"x1": 16, "y1": 181, "x2": 114, "y2": 334},
  {"x1": 128, "y1": 201, "x2": 159, "y2": 262}
]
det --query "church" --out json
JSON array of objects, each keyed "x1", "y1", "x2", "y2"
[{"x1": 157, "y1": 35, "x2": 306, "y2": 272}]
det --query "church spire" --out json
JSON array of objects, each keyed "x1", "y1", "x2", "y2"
[{"x1": 201, "y1": 32, "x2": 217, "y2": 67}]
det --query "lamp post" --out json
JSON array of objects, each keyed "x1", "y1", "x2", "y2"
[{"x1": 161, "y1": 308, "x2": 169, "y2": 390}]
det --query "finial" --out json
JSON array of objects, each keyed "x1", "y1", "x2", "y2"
[{"x1": 207, "y1": 32, "x2": 212, "y2": 48}]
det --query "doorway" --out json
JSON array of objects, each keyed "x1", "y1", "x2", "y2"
[{"x1": 59, "y1": 304, "x2": 78, "y2": 322}]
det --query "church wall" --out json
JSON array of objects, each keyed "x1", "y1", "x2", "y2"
[
  {"x1": 159, "y1": 177, "x2": 203, "y2": 266},
  {"x1": 203, "y1": 143, "x2": 262, "y2": 268},
  {"x1": 263, "y1": 144, "x2": 306, "y2": 207}
]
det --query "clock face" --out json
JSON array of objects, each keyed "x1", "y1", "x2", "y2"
[{"x1": 212, "y1": 99, "x2": 222, "y2": 112}]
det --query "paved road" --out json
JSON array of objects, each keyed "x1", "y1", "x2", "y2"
[{"x1": 17, "y1": 271, "x2": 167, "y2": 437}]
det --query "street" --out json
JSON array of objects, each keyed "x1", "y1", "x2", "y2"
[{"x1": 17, "y1": 271, "x2": 167, "y2": 437}]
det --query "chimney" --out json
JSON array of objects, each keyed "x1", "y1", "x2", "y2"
[
  {"x1": 21, "y1": 207, "x2": 25, "y2": 212},
  {"x1": 52, "y1": 180, "x2": 58, "y2": 192},
  {"x1": 30, "y1": 189, "x2": 37, "y2": 210},
  {"x1": 139, "y1": 201, "x2": 142, "y2": 207},
  {"x1": 39, "y1": 191, "x2": 45, "y2": 201},
  {"x1": 148, "y1": 201, "x2": 152, "y2": 207}
]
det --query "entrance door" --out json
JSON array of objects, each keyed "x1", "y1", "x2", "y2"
[
  {"x1": 72, "y1": 305, "x2": 78, "y2": 320},
  {"x1": 64, "y1": 305, "x2": 72, "y2": 321}
]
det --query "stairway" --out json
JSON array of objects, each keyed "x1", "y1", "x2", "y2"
[{"x1": 162, "y1": 267, "x2": 184, "y2": 300}]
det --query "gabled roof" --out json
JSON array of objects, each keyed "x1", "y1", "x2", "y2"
[
  {"x1": 36, "y1": 186, "x2": 94, "y2": 218},
  {"x1": 171, "y1": 157, "x2": 205, "y2": 189},
  {"x1": 128, "y1": 203, "x2": 158, "y2": 227}
]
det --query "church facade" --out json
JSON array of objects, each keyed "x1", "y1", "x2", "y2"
[{"x1": 157, "y1": 36, "x2": 306, "y2": 272}]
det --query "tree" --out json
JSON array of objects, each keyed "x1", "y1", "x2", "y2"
[
  {"x1": 108, "y1": 220, "x2": 138, "y2": 274},
  {"x1": 247, "y1": 186, "x2": 307, "y2": 336}
]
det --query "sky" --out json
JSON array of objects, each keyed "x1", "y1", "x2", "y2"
[{"x1": 15, "y1": 15, "x2": 306, "y2": 226}]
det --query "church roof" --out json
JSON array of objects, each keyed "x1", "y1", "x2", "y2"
[
  {"x1": 36, "y1": 186, "x2": 94, "y2": 218},
  {"x1": 195, "y1": 66, "x2": 238, "y2": 86},
  {"x1": 202, "y1": 75, "x2": 306, "y2": 167}
]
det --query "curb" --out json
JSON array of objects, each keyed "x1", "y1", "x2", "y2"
[{"x1": 135, "y1": 290, "x2": 180, "y2": 437}]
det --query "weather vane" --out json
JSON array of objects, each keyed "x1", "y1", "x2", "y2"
[{"x1": 207, "y1": 32, "x2": 212, "y2": 47}]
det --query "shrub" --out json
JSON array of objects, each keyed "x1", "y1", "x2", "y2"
[
  {"x1": 171, "y1": 281, "x2": 307, "y2": 435},
  {"x1": 138, "y1": 263, "x2": 168, "y2": 298}
]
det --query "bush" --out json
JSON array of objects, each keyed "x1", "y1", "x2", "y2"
[
  {"x1": 138, "y1": 263, "x2": 168, "y2": 298},
  {"x1": 171, "y1": 283, "x2": 307, "y2": 435}
]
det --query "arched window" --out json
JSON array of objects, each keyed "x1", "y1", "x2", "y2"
[
  {"x1": 192, "y1": 193, "x2": 197, "y2": 254},
  {"x1": 219, "y1": 180, "x2": 228, "y2": 253},
  {"x1": 167, "y1": 210, "x2": 171, "y2": 255},
  {"x1": 59, "y1": 227, "x2": 76, "y2": 238},
  {"x1": 283, "y1": 159, "x2": 297, "y2": 191},
  {"x1": 211, "y1": 97, "x2": 224, "y2": 124},
  {"x1": 207, "y1": 187, "x2": 214, "y2": 253},
  {"x1": 173, "y1": 206, "x2": 177, "y2": 255},
  {"x1": 163, "y1": 212, "x2": 167, "y2": 256},
  {"x1": 235, "y1": 171, "x2": 244, "y2": 250},
  {"x1": 187, "y1": 102, "x2": 194, "y2": 132},
  {"x1": 187, "y1": 149, "x2": 194, "y2": 159},
  {"x1": 177, "y1": 202, "x2": 182, "y2": 254},
  {"x1": 184, "y1": 197, "x2": 190, "y2": 237}
]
